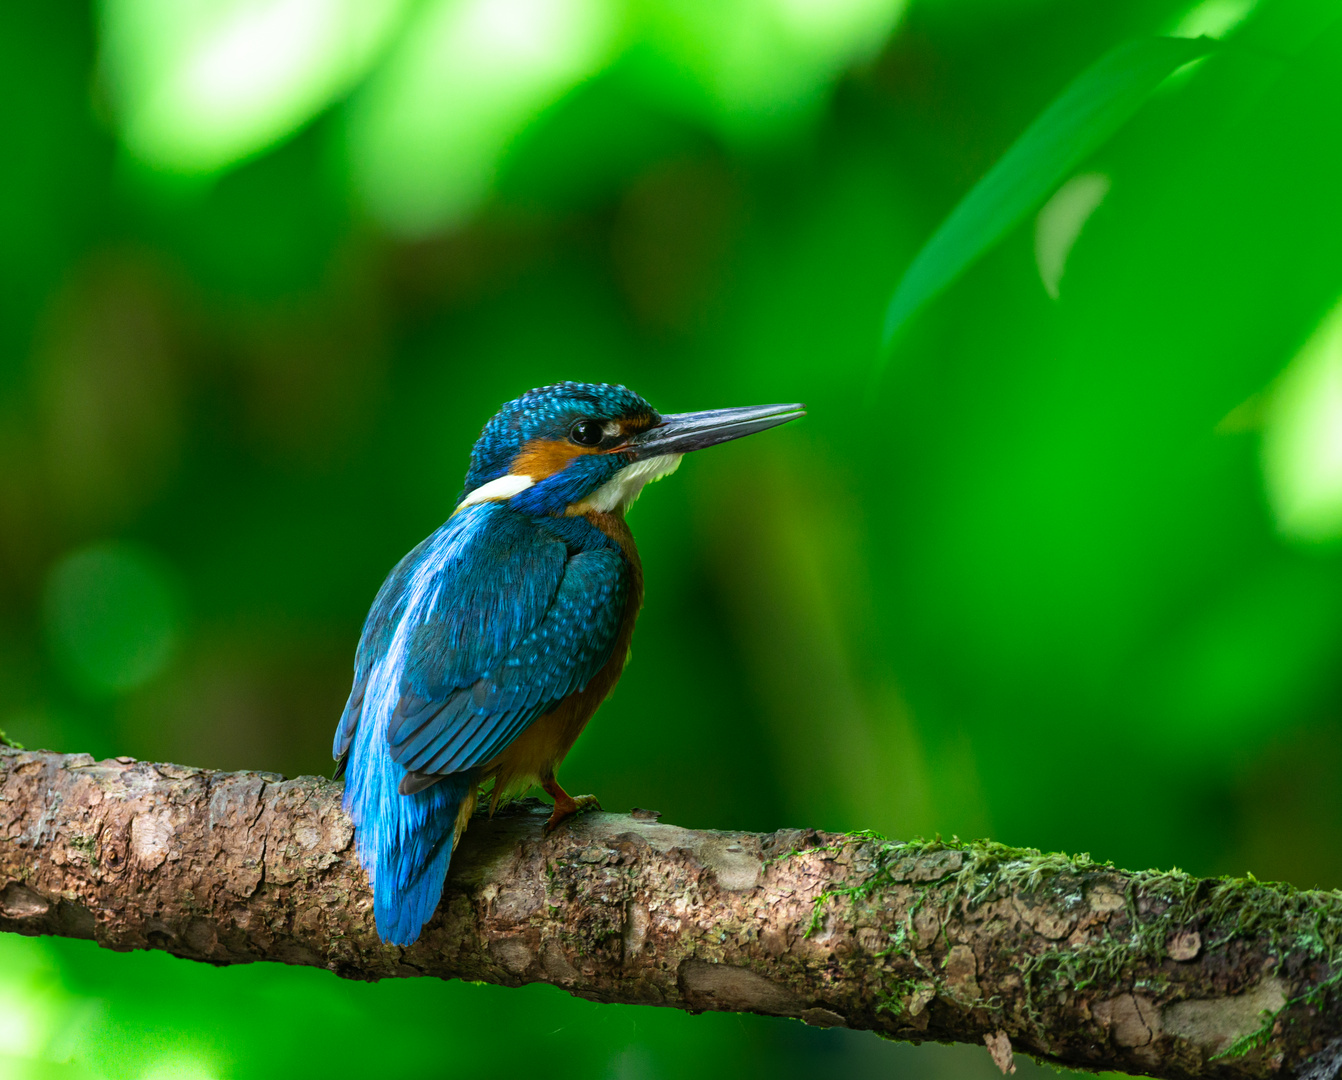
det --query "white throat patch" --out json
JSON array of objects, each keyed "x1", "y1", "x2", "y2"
[
  {"x1": 455, "y1": 473, "x2": 535, "y2": 511},
  {"x1": 454, "y1": 454, "x2": 683, "y2": 516},
  {"x1": 579, "y1": 454, "x2": 682, "y2": 515}
]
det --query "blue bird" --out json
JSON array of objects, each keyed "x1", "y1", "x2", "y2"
[{"x1": 334, "y1": 382, "x2": 803, "y2": 946}]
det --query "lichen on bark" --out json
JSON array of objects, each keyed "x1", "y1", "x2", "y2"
[
  {"x1": 1, "y1": 746, "x2": 1339, "y2": 1079},
  {"x1": 794, "y1": 832, "x2": 1341, "y2": 1071}
]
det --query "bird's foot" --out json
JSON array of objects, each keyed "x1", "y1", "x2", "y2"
[{"x1": 541, "y1": 778, "x2": 602, "y2": 835}]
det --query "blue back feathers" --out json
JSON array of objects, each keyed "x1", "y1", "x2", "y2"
[{"x1": 336, "y1": 383, "x2": 651, "y2": 946}]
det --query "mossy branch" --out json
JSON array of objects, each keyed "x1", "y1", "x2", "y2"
[{"x1": 2, "y1": 746, "x2": 1340, "y2": 1079}]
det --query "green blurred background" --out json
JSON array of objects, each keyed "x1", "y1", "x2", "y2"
[{"x1": 4, "y1": 0, "x2": 1342, "y2": 1076}]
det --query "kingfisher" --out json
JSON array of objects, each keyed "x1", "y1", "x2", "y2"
[{"x1": 333, "y1": 382, "x2": 803, "y2": 946}]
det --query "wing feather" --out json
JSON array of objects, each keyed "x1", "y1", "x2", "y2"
[
  {"x1": 334, "y1": 501, "x2": 627, "y2": 791},
  {"x1": 386, "y1": 546, "x2": 626, "y2": 778}
]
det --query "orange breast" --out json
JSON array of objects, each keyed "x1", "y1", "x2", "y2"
[{"x1": 487, "y1": 511, "x2": 643, "y2": 798}]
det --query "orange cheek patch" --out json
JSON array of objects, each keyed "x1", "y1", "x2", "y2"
[{"x1": 510, "y1": 438, "x2": 595, "y2": 480}]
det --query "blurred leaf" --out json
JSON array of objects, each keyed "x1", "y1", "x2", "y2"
[
  {"x1": 42, "y1": 542, "x2": 181, "y2": 697},
  {"x1": 641, "y1": 0, "x2": 908, "y2": 138},
  {"x1": 1169, "y1": 0, "x2": 1259, "y2": 41},
  {"x1": 345, "y1": 0, "x2": 619, "y2": 235},
  {"x1": 881, "y1": 35, "x2": 1213, "y2": 349},
  {"x1": 1262, "y1": 295, "x2": 1342, "y2": 544},
  {"x1": 100, "y1": 0, "x2": 410, "y2": 174},
  {"x1": 1033, "y1": 170, "x2": 1110, "y2": 299}
]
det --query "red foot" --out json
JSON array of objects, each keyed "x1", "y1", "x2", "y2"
[{"x1": 542, "y1": 777, "x2": 601, "y2": 834}]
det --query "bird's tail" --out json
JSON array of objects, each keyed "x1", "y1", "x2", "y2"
[
  {"x1": 373, "y1": 777, "x2": 475, "y2": 945},
  {"x1": 342, "y1": 716, "x2": 477, "y2": 946}
]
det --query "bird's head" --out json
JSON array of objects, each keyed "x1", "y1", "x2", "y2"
[{"x1": 457, "y1": 382, "x2": 804, "y2": 518}]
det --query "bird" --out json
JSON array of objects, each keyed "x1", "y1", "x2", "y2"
[{"x1": 333, "y1": 381, "x2": 804, "y2": 946}]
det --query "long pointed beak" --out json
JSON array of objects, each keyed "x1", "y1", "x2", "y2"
[{"x1": 629, "y1": 403, "x2": 805, "y2": 457}]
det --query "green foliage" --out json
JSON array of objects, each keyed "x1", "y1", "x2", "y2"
[
  {"x1": 881, "y1": 34, "x2": 1213, "y2": 345},
  {"x1": 3, "y1": 0, "x2": 1342, "y2": 1076}
]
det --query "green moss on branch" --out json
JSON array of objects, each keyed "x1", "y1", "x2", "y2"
[{"x1": 794, "y1": 832, "x2": 1341, "y2": 1075}]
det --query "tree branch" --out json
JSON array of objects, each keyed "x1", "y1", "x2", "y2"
[{"x1": 2, "y1": 746, "x2": 1339, "y2": 1078}]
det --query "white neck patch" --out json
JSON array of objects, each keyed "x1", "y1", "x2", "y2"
[
  {"x1": 455, "y1": 472, "x2": 535, "y2": 511},
  {"x1": 455, "y1": 454, "x2": 683, "y2": 517},
  {"x1": 577, "y1": 454, "x2": 682, "y2": 515}
]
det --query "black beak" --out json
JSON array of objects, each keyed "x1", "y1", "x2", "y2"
[{"x1": 629, "y1": 403, "x2": 805, "y2": 457}]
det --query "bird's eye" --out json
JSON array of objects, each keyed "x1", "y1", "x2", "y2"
[{"x1": 569, "y1": 420, "x2": 604, "y2": 447}]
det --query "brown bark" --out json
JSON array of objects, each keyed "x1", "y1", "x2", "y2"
[{"x1": 2, "y1": 745, "x2": 1340, "y2": 1078}]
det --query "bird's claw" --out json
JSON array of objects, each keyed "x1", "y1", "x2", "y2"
[{"x1": 544, "y1": 793, "x2": 602, "y2": 835}]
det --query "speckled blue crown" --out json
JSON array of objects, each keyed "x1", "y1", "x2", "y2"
[{"x1": 463, "y1": 382, "x2": 656, "y2": 490}]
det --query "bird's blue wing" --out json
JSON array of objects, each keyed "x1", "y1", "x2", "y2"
[
  {"x1": 387, "y1": 545, "x2": 626, "y2": 780},
  {"x1": 333, "y1": 503, "x2": 567, "y2": 765},
  {"x1": 333, "y1": 502, "x2": 626, "y2": 787}
]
